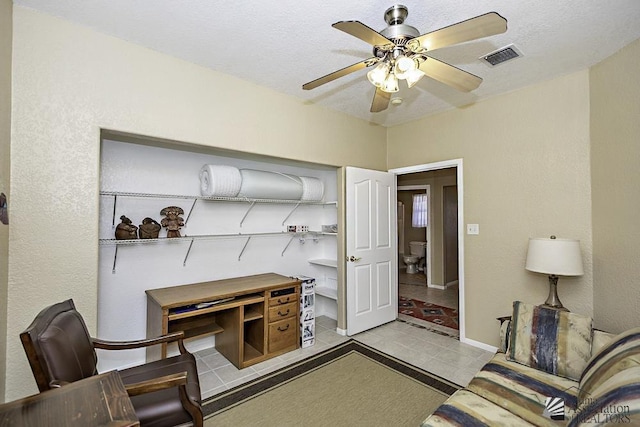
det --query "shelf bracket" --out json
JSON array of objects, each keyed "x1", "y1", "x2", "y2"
[
  {"x1": 238, "y1": 236, "x2": 252, "y2": 261},
  {"x1": 240, "y1": 201, "x2": 256, "y2": 228},
  {"x1": 111, "y1": 245, "x2": 119, "y2": 274},
  {"x1": 111, "y1": 194, "x2": 118, "y2": 228},
  {"x1": 281, "y1": 202, "x2": 301, "y2": 226},
  {"x1": 183, "y1": 238, "x2": 195, "y2": 266},
  {"x1": 281, "y1": 235, "x2": 296, "y2": 257},
  {"x1": 183, "y1": 198, "x2": 198, "y2": 226}
]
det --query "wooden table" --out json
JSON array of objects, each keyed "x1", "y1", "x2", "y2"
[
  {"x1": 146, "y1": 272, "x2": 301, "y2": 368},
  {"x1": 0, "y1": 371, "x2": 139, "y2": 426}
]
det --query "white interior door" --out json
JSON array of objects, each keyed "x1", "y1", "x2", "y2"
[{"x1": 346, "y1": 167, "x2": 397, "y2": 335}]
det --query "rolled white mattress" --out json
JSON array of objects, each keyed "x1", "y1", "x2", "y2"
[
  {"x1": 300, "y1": 176, "x2": 324, "y2": 201},
  {"x1": 199, "y1": 165, "x2": 325, "y2": 201},
  {"x1": 199, "y1": 165, "x2": 242, "y2": 197},
  {"x1": 238, "y1": 169, "x2": 303, "y2": 200}
]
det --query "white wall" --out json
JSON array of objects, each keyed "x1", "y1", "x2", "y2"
[{"x1": 97, "y1": 140, "x2": 337, "y2": 371}]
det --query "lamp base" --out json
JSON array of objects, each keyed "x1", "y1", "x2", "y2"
[{"x1": 542, "y1": 275, "x2": 569, "y2": 311}]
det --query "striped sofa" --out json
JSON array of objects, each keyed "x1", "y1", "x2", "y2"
[{"x1": 422, "y1": 302, "x2": 640, "y2": 426}]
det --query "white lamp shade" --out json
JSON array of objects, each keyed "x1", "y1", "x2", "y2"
[{"x1": 525, "y1": 237, "x2": 584, "y2": 276}]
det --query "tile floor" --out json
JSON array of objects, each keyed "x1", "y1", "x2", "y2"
[
  {"x1": 196, "y1": 315, "x2": 494, "y2": 400},
  {"x1": 398, "y1": 270, "x2": 459, "y2": 310},
  {"x1": 398, "y1": 270, "x2": 460, "y2": 337}
]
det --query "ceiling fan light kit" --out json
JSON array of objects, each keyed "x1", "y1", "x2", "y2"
[{"x1": 302, "y1": 4, "x2": 508, "y2": 113}]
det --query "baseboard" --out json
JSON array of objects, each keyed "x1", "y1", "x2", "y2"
[
  {"x1": 460, "y1": 336, "x2": 498, "y2": 353},
  {"x1": 336, "y1": 327, "x2": 347, "y2": 336},
  {"x1": 427, "y1": 280, "x2": 458, "y2": 290}
]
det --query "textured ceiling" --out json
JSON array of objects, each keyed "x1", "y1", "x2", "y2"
[{"x1": 13, "y1": 0, "x2": 640, "y2": 127}]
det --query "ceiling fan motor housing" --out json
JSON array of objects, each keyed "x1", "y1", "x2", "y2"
[{"x1": 376, "y1": 5, "x2": 420, "y2": 57}]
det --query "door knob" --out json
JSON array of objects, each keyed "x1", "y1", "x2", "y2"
[{"x1": 346, "y1": 256, "x2": 362, "y2": 262}]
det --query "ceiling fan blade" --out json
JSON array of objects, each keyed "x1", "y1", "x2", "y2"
[
  {"x1": 302, "y1": 58, "x2": 378, "y2": 90},
  {"x1": 418, "y1": 57, "x2": 482, "y2": 92},
  {"x1": 370, "y1": 87, "x2": 391, "y2": 113},
  {"x1": 410, "y1": 12, "x2": 507, "y2": 52},
  {"x1": 332, "y1": 21, "x2": 394, "y2": 48}
]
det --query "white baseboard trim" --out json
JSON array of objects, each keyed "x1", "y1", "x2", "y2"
[
  {"x1": 428, "y1": 283, "x2": 445, "y2": 290},
  {"x1": 460, "y1": 336, "x2": 498, "y2": 353},
  {"x1": 445, "y1": 280, "x2": 459, "y2": 288},
  {"x1": 336, "y1": 327, "x2": 347, "y2": 336}
]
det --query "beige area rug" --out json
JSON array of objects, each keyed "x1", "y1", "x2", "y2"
[{"x1": 203, "y1": 340, "x2": 459, "y2": 426}]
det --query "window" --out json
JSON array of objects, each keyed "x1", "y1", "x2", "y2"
[{"x1": 412, "y1": 193, "x2": 428, "y2": 228}]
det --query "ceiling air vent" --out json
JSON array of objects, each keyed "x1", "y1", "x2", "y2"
[{"x1": 480, "y1": 44, "x2": 522, "y2": 66}]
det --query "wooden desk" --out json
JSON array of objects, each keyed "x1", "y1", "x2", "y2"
[
  {"x1": 0, "y1": 371, "x2": 138, "y2": 426},
  {"x1": 146, "y1": 273, "x2": 300, "y2": 369}
]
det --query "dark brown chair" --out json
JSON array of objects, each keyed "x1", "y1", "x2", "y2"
[{"x1": 20, "y1": 299, "x2": 203, "y2": 427}]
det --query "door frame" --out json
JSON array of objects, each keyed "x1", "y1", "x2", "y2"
[{"x1": 389, "y1": 159, "x2": 467, "y2": 343}]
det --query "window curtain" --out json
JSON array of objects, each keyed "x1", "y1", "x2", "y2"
[{"x1": 412, "y1": 193, "x2": 428, "y2": 228}]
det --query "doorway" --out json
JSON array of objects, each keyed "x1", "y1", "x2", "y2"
[{"x1": 390, "y1": 160, "x2": 463, "y2": 340}]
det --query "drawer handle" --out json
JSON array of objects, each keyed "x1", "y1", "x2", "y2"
[
  {"x1": 277, "y1": 297, "x2": 290, "y2": 304},
  {"x1": 277, "y1": 309, "x2": 290, "y2": 317},
  {"x1": 277, "y1": 324, "x2": 290, "y2": 332}
]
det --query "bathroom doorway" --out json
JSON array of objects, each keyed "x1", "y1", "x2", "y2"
[
  {"x1": 398, "y1": 185, "x2": 431, "y2": 287},
  {"x1": 395, "y1": 167, "x2": 460, "y2": 338}
]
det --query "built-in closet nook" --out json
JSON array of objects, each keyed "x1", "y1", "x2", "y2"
[{"x1": 98, "y1": 134, "x2": 338, "y2": 372}]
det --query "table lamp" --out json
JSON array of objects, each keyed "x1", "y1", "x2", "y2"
[{"x1": 525, "y1": 236, "x2": 584, "y2": 310}]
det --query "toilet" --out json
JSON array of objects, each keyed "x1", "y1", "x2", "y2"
[{"x1": 402, "y1": 241, "x2": 427, "y2": 274}]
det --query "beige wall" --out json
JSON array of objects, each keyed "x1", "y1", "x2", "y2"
[
  {"x1": 5, "y1": 7, "x2": 386, "y2": 400},
  {"x1": 590, "y1": 39, "x2": 640, "y2": 333},
  {"x1": 388, "y1": 71, "x2": 594, "y2": 347},
  {"x1": 6, "y1": 2, "x2": 639, "y2": 403},
  {"x1": 0, "y1": 0, "x2": 12, "y2": 403}
]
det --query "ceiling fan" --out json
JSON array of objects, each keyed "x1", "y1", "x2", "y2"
[{"x1": 302, "y1": 5, "x2": 507, "y2": 113}]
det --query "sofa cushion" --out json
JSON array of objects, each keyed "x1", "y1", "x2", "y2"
[
  {"x1": 591, "y1": 330, "x2": 615, "y2": 355},
  {"x1": 421, "y1": 389, "x2": 537, "y2": 426},
  {"x1": 467, "y1": 353, "x2": 578, "y2": 426},
  {"x1": 578, "y1": 326, "x2": 640, "y2": 403},
  {"x1": 507, "y1": 301, "x2": 592, "y2": 381}
]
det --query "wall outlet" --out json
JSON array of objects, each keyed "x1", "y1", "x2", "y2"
[{"x1": 467, "y1": 224, "x2": 480, "y2": 235}]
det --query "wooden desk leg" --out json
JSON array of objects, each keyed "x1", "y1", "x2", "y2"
[{"x1": 216, "y1": 307, "x2": 241, "y2": 368}]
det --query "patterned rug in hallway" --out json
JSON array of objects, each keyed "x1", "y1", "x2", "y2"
[{"x1": 399, "y1": 297, "x2": 459, "y2": 330}]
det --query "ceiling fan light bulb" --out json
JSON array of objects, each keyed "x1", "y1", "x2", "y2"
[
  {"x1": 367, "y1": 62, "x2": 390, "y2": 87},
  {"x1": 405, "y1": 69, "x2": 425, "y2": 88},
  {"x1": 394, "y1": 56, "x2": 417, "y2": 80},
  {"x1": 381, "y1": 73, "x2": 399, "y2": 93}
]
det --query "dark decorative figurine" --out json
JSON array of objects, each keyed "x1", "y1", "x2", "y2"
[
  {"x1": 138, "y1": 217, "x2": 161, "y2": 239},
  {"x1": 115, "y1": 215, "x2": 138, "y2": 240},
  {"x1": 160, "y1": 206, "x2": 185, "y2": 238}
]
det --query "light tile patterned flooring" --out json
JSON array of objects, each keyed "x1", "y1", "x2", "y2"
[
  {"x1": 398, "y1": 271, "x2": 459, "y2": 309},
  {"x1": 398, "y1": 270, "x2": 460, "y2": 336},
  {"x1": 196, "y1": 315, "x2": 494, "y2": 400}
]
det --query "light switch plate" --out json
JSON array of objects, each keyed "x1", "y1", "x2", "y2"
[{"x1": 467, "y1": 224, "x2": 479, "y2": 235}]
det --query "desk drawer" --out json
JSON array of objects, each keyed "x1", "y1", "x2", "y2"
[
  {"x1": 268, "y1": 291, "x2": 297, "y2": 307},
  {"x1": 268, "y1": 302, "x2": 297, "y2": 322},
  {"x1": 268, "y1": 318, "x2": 297, "y2": 353}
]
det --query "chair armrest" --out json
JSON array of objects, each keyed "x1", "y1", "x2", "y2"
[
  {"x1": 125, "y1": 371, "x2": 203, "y2": 427},
  {"x1": 92, "y1": 331, "x2": 188, "y2": 354},
  {"x1": 124, "y1": 371, "x2": 188, "y2": 397}
]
